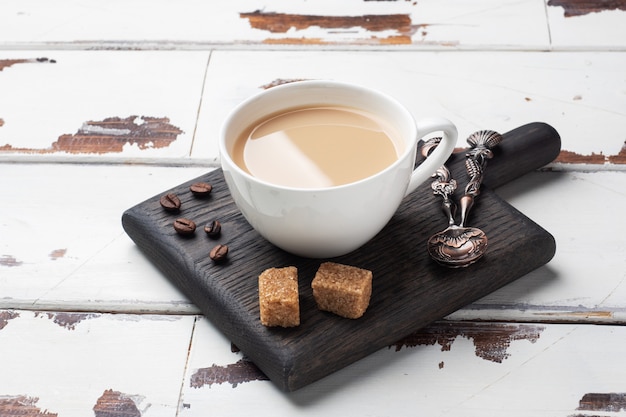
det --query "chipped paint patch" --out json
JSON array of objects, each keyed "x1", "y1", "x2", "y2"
[
  {"x1": 608, "y1": 142, "x2": 626, "y2": 164},
  {"x1": 54, "y1": 116, "x2": 182, "y2": 154},
  {"x1": 240, "y1": 11, "x2": 414, "y2": 44},
  {"x1": 0, "y1": 254, "x2": 22, "y2": 267},
  {"x1": 548, "y1": 0, "x2": 626, "y2": 17},
  {"x1": 35, "y1": 312, "x2": 99, "y2": 330},
  {"x1": 392, "y1": 321, "x2": 544, "y2": 363},
  {"x1": 0, "y1": 57, "x2": 56, "y2": 72},
  {"x1": 0, "y1": 116, "x2": 182, "y2": 155},
  {"x1": 556, "y1": 149, "x2": 606, "y2": 164},
  {"x1": 260, "y1": 78, "x2": 309, "y2": 89},
  {"x1": 49, "y1": 248, "x2": 67, "y2": 260},
  {"x1": 93, "y1": 389, "x2": 143, "y2": 417},
  {"x1": 0, "y1": 310, "x2": 20, "y2": 330},
  {"x1": 0, "y1": 396, "x2": 58, "y2": 417},
  {"x1": 197, "y1": 323, "x2": 542, "y2": 388},
  {"x1": 541, "y1": 310, "x2": 614, "y2": 320},
  {"x1": 0, "y1": 59, "x2": 24, "y2": 71},
  {"x1": 374, "y1": 34, "x2": 416, "y2": 45},
  {"x1": 556, "y1": 142, "x2": 626, "y2": 165},
  {"x1": 577, "y1": 392, "x2": 626, "y2": 412},
  {"x1": 262, "y1": 37, "x2": 329, "y2": 45},
  {"x1": 190, "y1": 359, "x2": 269, "y2": 388},
  {"x1": 241, "y1": 11, "x2": 412, "y2": 33}
]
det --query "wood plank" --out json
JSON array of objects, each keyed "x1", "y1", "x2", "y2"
[
  {"x1": 0, "y1": 0, "x2": 549, "y2": 49},
  {"x1": 0, "y1": 51, "x2": 208, "y2": 164},
  {"x1": 0, "y1": 163, "x2": 207, "y2": 313},
  {"x1": 2, "y1": 50, "x2": 623, "y2": 167},
  {"x1": 3, "y1": 310, "x2": 624, "y2": 416},
  {"x1": 0, "y1": 309, "x2": 195, "y2": 417},
  {"x1": 181, "y1": 316, "x2": 626, "y2": 416},
  {"x1": 196, "y1": 50, "x2": 626, "y2": 169},
  {"x1": 1, "y1": 167, "x2": 623, "y2": 322},
  {"x1": 5, "y1": 0, "x2": 625, "y2": 50}
]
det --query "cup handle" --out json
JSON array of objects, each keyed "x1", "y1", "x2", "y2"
[{"x1": 405, "y1": 117, "x2": 458, "y2": 197}]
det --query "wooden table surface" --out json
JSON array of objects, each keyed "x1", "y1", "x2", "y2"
[{"x1": 1, "y1": 1, "x2": 625, "y2": 416}]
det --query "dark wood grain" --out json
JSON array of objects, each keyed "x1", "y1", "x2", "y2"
[{"x1": 122, "y1": 122, "x2": 560, "y2": 391}]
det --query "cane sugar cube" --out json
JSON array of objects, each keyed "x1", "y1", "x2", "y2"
[
  {"x1": 311, "y1": 262, "x2": 372, "y2": 319},
  {"x1": 259, "y1": 266, "x2": 300, "y2": 327}
]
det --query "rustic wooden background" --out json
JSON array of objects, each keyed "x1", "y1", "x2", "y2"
[{"x1": 1, "y1": 0, "x2": 625, "y2": 416}]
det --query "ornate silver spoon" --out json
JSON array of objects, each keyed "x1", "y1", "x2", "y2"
[{"x1": 423, "y1": 130, "x2": 502, "y2": 268}]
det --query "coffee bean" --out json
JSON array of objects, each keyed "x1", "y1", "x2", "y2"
[
  {"x1": 160, "y1": 193, "x2": 181, "y2": 212},
  {"x1": 210, "y1": 244, "x2": 229, "y2": 263},
  {"x1": 173, "y1": 218, "x2": 196, "y2": 236},
  {"x1": 204, "y1": 220, "x2": 222, "y2": 238},
  {"x1": 190, "y1": 182, "x2": 213, "y2": 197}
]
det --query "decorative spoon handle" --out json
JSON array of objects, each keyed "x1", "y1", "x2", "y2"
[
  {"x1": 459, "y1": 130, "x2": 503, "y2": 227},
  {"x1": 432, "y1": 165, "x2": 457, "y2": 227},
  {"x1": 421, "y1": 137, "x2": 457, "y2": 227}
]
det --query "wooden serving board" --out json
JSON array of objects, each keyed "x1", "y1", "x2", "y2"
[{"x1": 122, "y1": 122, "x2": 561, "y2": 392}]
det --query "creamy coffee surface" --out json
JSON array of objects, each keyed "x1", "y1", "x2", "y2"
[{"x1": 232, "y1": 106, "x2": 402, "y2": 188}]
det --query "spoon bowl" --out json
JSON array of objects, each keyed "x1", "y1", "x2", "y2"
[{"x1": 427, "y1": 225, "x2": 487, "y2": 267}]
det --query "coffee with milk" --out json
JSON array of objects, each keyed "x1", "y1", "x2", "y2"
[{"x1": 231, "y1": 105, "x2": 404, "y2": 188}]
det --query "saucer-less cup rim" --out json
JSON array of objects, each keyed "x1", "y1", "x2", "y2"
[
  {"x1": 219, "y1": 80, "x2": 457, "y2": 258},
  {"x1": 221, "y1": 80, "x2": 417, "y2": 192}
]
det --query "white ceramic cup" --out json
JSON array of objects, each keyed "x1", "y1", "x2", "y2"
[{"x1": 219, "y1": 80, "x2": 457, "y2": 258}]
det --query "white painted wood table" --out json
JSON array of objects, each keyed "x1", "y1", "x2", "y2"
[{"x1": 1, "y1": 1, "x2": 625, "y2": 416}]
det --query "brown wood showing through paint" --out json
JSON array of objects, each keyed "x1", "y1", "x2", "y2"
[
  {"x1": 0, "y1": 390, "x2": 146, "y2": 417},
  {"x1": 555, "y1": 141, "x2": 626, "y2": 165},
  {"x1": 49, "y1": 248, "x2": 67, "y2": 260},
  {"x1": 260, "y1": 78, "x2": 309, "y2": 89},
  {"x1": 190, "y1": 359, "x2": 269, "y2": 388},
  {"x1": 0, "y1": 59, "x2": 28, "y2": 71},
  {"x1": 577, "y1": 393, "x2": 626, "y2": 412},
  {"x1": 0, "y1": 57, "x2": 56, "y2": 72},
  {"x1": 93, "y1": 390, "x2": 141, "y2": 417},
  {"x1": 240, "y1": 11, "x2": 415, "y2": 44},
  {"x1": 0, "y1": 116, "x2": 182, "y2": 154},
  {"x1": 53, "y1": 116, "x2": 182, "y2": 154},
  {"x1": 189, "y1": 321, "x2": 545, "y2": 389},
  {"x1": 548, "y1": 0, "x2": 626, "y2": 16},
  {"x1": 0, "y1": 396, "x2": 58, "y2": 417},
  {"x1": 0, "y1": 255, "x2": 22, "y2": 267},
  {"x1": 34, "y1": 312, "x2": 100, "y2": 330},
  {"x1": 392, "y1": 321, "x2": 544, "y2": 363},
  {"x1": 0, "y1": 310, "x2": 20, "y2": 330},
  {"x1": 241, "y1": 11, "x2": 412, "y2": 33}
]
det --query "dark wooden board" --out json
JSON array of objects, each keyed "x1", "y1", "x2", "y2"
[{"x1": 122, "y1": 122, "x2": 561, "y2": 392}]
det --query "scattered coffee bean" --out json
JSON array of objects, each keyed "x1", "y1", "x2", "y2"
[
  {"x1": 160, "y1": 193, "x2": 181, "y2": 212},
  {"x1": 210, "y1": 244, "x2": 229, "y2": 263},
  {"x1": 173, "y1": 218, "x2": 196, "y2": 236},
  {"x1": 204, "y1": 220, "x2": 222, "y2": 238},
  {"x1": 190, "y1": 182, "x2": 213, "y2": 197}
]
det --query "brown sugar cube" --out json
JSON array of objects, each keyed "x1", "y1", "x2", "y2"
[
  {"x1": 259, "y1": 266, "x2": 300, "y2": 328},
  {"x1": 311, "y1": 262, "x2": 372, "y2": 319}
]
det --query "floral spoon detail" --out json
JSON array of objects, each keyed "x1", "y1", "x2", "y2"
[{"x1": 422, "y1": 130, "x2": 503, "y2": 268}]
